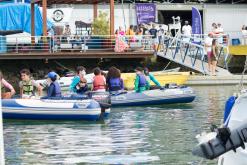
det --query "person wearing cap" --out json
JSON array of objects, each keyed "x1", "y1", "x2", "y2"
[
  {"x1": 143, "y1": 67, "x2": 162, "y2": 89},
  {"x1": 46, "y1": 71, "x2": 61, "y2": 98},
  {"x1": 134, "y1": 67, "x2": 149, "y2": 93},
  {"x1": 70, "y1": 66, "x2": 86, "y2": 93}
]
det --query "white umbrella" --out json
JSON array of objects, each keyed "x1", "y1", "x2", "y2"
[{"x1": 0, "y1": 84, "x2": 5, "y2": 165}]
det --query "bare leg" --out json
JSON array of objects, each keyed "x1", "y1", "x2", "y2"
[{"x1": 212, "y1": 60, "x2": 217, "y2": 75}]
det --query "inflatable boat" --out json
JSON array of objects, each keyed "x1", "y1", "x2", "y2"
[
  {"x1": 192, "y1": 90, "x2": 247, "y2": 165},
  {"x1": 2, "y1": 98, "x2": 110, "y2": 121},
  {"x1": 107, "y1": 86, "x2": 195, "y2": 106}
]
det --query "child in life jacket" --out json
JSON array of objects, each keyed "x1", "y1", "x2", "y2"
[
  {"x1": 92, "y1": 67, "x2": 106, "y2": 92},
  {"x1": 106, "y1": 66, "x2": 124, "y2": 92},
  {"x1": 0, "y1": 70, "x2": 15, "y2": 99},
  {"x1": 134, "y1": 67, "x2": 149, "y2": 93},
  {"x1": 75, "y1": 77, "x2": 88, "y2": 94},
  {"x1": 46, "y1": 72, "x2": 61, "y2": 98},
  {"x1": 19, "y1": 69, "x2": 42, "y2": 98}
]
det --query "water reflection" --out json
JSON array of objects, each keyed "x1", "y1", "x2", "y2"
[{"x1": 4, "y1": 86, "x2": 235, "y2": 164}]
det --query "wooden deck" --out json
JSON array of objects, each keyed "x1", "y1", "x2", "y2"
[{"x1": 0, "y1": 51, "x2": 154, "y2": 60}]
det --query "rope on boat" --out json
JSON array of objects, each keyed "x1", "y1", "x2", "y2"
[{"x1": 238, "y1": 56, "x2": 247, "y2": 91}]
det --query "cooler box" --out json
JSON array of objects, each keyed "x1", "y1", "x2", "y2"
[
  {"x1": 0, "y1": 36, "x2": 7, "y2": 53},
  {"x1": 232, "y1": 38, "x2": 240, "y2": 45}
]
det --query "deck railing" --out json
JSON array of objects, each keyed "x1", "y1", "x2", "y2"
[{"x1": 0, "y1": 34, "x2": 154, "y2": 54}]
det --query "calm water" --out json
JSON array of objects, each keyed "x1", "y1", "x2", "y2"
[{"x1": 3, "y1": 86, "x2": 236, "y2": 165}]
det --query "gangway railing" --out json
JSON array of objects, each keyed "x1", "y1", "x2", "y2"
[{"x1": 157, "y1": 34, "x2": 231, "y2": 75}]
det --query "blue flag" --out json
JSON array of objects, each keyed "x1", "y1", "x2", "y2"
[{"x1": 192, "y1": 7, "x2": 202, "y2": 35}]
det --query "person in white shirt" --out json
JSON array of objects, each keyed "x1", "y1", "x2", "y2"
[
  {"x1": 182, "y1": 21, "x2": 192, "y2": 37},
  {"x1": 242, "y1": 25, "x2": 247, "y2": 45},
  {"x1": 205, "y1": 32, "x2": 214, "y2": 74}
]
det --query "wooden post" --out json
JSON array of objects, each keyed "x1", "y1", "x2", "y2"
[
  {"x1": 110, "y1": 0, "x2": 114, "y2": 36},
  {"x1": 93, "y1": 3, "x2": 98, "y2": 20},
  {"x1": 42, "y1": 0, "x2": 47, "y2": 41},
  {"x1": 31, "y1": 3, "x2": 35, "y2": 45}
]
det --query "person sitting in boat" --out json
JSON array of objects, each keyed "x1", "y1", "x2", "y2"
[
  {"x1": 106, "y1": 66, "x2": 124, "y2": 92},
  {"x1": 74, "y1": 77, "x2": 88, "y2": 95},
  {"x1": 46, "y1": 71, "x2": 61, "y2": 98},
  {"x1": 19, "y1": 69, "x2": 42, "y2": 98},
  {"x1": 0, "y1": 70, "x2": 15, "y2": 99},
  {"x1": 134, "y1": 67, "x2": 149, "y2": 93},
  {"x1": 92, "y1": 67, "x2": 106, "y2": 92},
  {"x1": 70, "y1": 66, "x2": 86, "y2": 93},
  {"x1": 143, "y1": 67, "x2": 162, "y2": 90}
]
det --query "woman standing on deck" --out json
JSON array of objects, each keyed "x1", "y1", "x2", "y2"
[
  {"x1": 0, "y1": 71, "x2": 15, "y2": 99},
  {"x1": 114, "y1": 29, "x2": 129, "y2": 52},
  {"x1": 211, "y1": 39, "x2": 219, "y2": 76}
]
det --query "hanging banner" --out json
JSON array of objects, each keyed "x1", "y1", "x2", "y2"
[
  {"x1": 192, "y1": 7, "x2": 202, "y2": 35},
  {"x1": 135, "y1": 3, "x2": 156, "y2": 25}
]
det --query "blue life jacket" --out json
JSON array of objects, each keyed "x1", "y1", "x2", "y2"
[
  {"x1": 48, "y1": 81, "x2": 62, "y2": 97},
  {"x1": 138, "y1": 74, "x2": 147, "y2": 87},
  {"x1": 109, "y1": 78, "x2": 121, "y2": 91}
]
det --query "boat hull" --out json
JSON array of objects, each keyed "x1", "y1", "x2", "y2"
[
  {"x1": 111, "y1": 87, "x2": 195, "y2": 107},
  {"x1": 2, "y1": 99, "x2": 109, "y2": 121}
]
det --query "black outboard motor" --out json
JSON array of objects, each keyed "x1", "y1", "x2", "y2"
[
  {"x1": 87, "y1": 91, "x2": 111, "y2": 110},
  {"x1": 192, "y1": 123, "x2": 247, "y2": 160}
]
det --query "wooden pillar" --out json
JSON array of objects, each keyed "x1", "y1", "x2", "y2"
[
  {"x1": 42, "y1": 0, "x2": 47, "y2": 39},
  {"x1": 110, "y1": 0, "x2": 114, "y2": 36},
  {"x1": 31, "y1": 3, "x2": 35, "y2": 44},
  {"x1": 93, "y1": 3, "x2": 98, "y2": 20}
]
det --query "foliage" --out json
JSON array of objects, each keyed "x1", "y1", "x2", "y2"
[{"x1": 91, "y1": 11, "x2": 110, "y2": 36}]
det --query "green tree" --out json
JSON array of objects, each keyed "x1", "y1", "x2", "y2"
[{"x1": 92, "y1": 11, "x2": 110, "y2": 35}]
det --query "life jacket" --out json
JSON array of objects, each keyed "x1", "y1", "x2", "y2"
[
  {"x1": 109, "y1": 78, "x2": 122, "y2": 91},
  {"x1": 21, "y1": 80, "x2": 34, "y2": 96},
  {"x1": 93, "y1": 75, "x2": 106, "y2": 91},
  {"x1": 75, "y1": 84, "x2": 88, "y2": 94},
  {"x1": 138, "y1": 74, "x2": 147, "y2": 88},
  {"x1": 49, "y1": 81, "x2": 61, "y2": 97}
]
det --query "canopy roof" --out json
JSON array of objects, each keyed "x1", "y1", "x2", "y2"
[
  {"x1": 32, "y1": 0, "x2": 109, "y2": 5},
  {"x1": 0, "y1": 3, "x2": 52, "y2": 35}
]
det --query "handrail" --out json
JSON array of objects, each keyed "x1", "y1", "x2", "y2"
[
  {"x1": 159, "y1": 34, "x2": 230, "y2": 74},
  {"x1": 0, "y1": 34, "x2": 154, "y2": 53}
]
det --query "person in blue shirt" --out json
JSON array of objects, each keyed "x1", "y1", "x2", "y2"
[
  {"x1": 143, "y1": 67, "x2": 163, "y2": 90},
  {"x1": 106, "y1": 66, "x2": 124, "y2": 92},
  {"x1": 46, "y1": 71, "x2": 61, "y2": 98},
  {"x1": 70, "y1": 66, "x2": 86, "y2": 93}
]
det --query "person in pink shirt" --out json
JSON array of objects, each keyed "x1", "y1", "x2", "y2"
[{"x1": 0, "y1": 71, "x2": 16, "y2": 99}]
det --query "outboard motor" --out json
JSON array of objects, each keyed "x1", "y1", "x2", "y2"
[
  {"x1": 164, "y1": 83, "x2": 178, "y2": 89},
  {"x1": 192, "y1": 123, "x2": 247, "y2": 160},
  {"x1": 87, "y1": 91, "x2": 111, "y2": 110}
]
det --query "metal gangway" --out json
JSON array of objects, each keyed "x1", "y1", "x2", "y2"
[{"x1": 156, "y1": 34, "x2": 232, "y2": 75}]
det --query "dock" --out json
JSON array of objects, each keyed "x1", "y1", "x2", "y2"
[{"x1": 185, "y1": 75, "x2": 247, "y2": 86}]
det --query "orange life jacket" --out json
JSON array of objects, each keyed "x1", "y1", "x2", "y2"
[{"x1": 93, "y1": 75, "x2": 106, "y2": 91}]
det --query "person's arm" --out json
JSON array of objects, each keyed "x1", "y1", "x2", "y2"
[
  {"x1": 212, "y1": 46, "x2": 216, "y2": 57},
  {"x1": 120, "y1": 78, "x2": 124, "y2": 90},
  {"x1": 69, "y1": 77, "x2": 80, "y2": 92},
  {"x1": 134, "y1": 75, "x2": 139, "y2": 92},
  {"x1": 149, "y1": 74, "x2": 161, "y2": 87},
  {"x1": 33, "y1": 80, "x2": 43, "y2": 96},
  {"x1": 2, "y1": 79, "x2": 15, "y2": 96}
]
